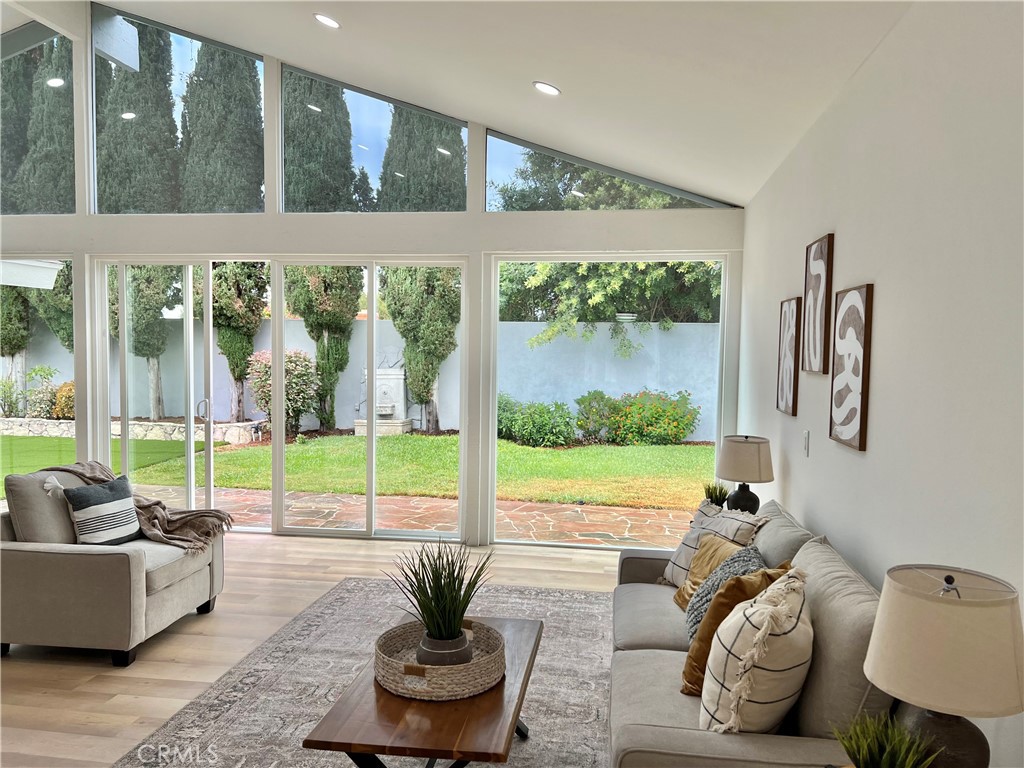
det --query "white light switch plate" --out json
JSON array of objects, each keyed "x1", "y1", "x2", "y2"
[{"x1": 803, "y1": 430, "x2": 810, "y2": 457}]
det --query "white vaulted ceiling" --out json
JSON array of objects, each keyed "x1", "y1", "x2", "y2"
[{"x1": 94, "y1": 2, "x2": 910, "y2": 205}]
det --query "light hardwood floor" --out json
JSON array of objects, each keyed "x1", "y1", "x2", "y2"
[{"x1": 0, "y1": 532, "x2": 620, "y2": 768}]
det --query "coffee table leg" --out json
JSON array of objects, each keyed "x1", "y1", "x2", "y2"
[
  {"x1": 515, "y1": 719, "x2": 529, "y2": 739},
  {"x1": 346, "y1": 753, "x2": 389, "y2": 768}
]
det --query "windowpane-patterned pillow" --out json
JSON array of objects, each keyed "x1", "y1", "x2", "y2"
[
  {"x1": 663, "y1": 503, "x2": 767, "y2": 587},
  {"x1": 686, "y1": 546, "x2": 768, "y2": 640},
  {"x1": 63, "y1": 475, "x2": 141, "y2": 545}
]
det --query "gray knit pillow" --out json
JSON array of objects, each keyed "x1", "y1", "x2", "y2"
[{"x1": 686, "y1": 545, "x2": 767, "y2": 640}]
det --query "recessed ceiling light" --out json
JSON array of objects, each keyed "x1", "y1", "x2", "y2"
[
  {"x1": 436, "y1": 147, "x2": 451, "y2": 156},
  {"x1": 357, "y1": 144, "x2": 369, "y2": 150},
  {"x1": 314, "y1": 13, "x2": 339, "y2": 29},
  {"x1": 569, "y1": 190, "x2": 585, "y2": 198},
  {"x1": 121, "y1": 112, "x2": 137, "y2": 120},
  {"x1": 307, "y1": 104, "x2": 322, "y2": 112},
  {"x1": 394, "y1": 172, "x2": 405, "y2": 178},
  {"x1": 46, "y1": 77, "x2": 65, "y2": 88},
  {"x1": 533, "y1": 81, "x2": 560, "y2": 96}
]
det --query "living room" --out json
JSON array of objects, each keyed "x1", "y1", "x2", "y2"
[{"x1": 1, "y1": 2, "x2": 1021, "y2": 767}]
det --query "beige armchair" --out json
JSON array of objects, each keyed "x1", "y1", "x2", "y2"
[{"x1": 1, "y1": 469, "x2": 224, "y2": 667}]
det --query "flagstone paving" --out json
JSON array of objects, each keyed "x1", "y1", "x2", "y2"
[{"x1": 134, "y1": 484, "x2": 692, "y2": 549}]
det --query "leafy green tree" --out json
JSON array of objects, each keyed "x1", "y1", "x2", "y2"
[
  {"x1": 378, "y1": 267, "x2": 460, "y2": 434},
  {"x1": 13, "y1": 37, "x2": 74, "y2": 213},
  {"x1": 284, "y1": 266, "x2": 363, "y2": 430},
  {"x1": 377, "y1": 108, "x2": 466, "y2": 212},
  {"x1": 499, "y1": 261, "x2": 722, "y2": 357},
  {"x1": 0, "y1": 286, "x2": 31, "y2": 400},
  {"x1": 96, "y1": 23, "x2": 179, "y2": 213},
  {"x1": 353, "y1": 166, "x2": 377, "y2": 212},
  {"x1": 21, "y1": 260, "x2": 74, "y2": 351},
  {"x1": 108, "y1": 265, "x2": 181, "y2": 419},
  {"x1": 181, "y1": 45, "x2": 263, "y2": 212},
  {"x1": 1, "y1": 46, "x2": 41, "y2": 213},
  {"x1": 282, "y1": 70, "x2": 355, "y2": 211},
  {"x1": 194, "y1": 262, "x2": 268, "y2": 422},
  {"x1": 492, "y1": 150, "x2": 706, "y2": 212},
  {"x1": 94, "y1": 56, "x2": 113, "y2": 136}
]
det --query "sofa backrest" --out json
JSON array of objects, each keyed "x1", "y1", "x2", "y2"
[
  {"x1": 753, "y1": 500, "x2": 815, "y2": 568},
  {"x1": 790, "y1": 537, "x2": 894, "y2": 738},
  {"x1": 0, "y1": 511, "x2": 15, "y2": 542},
  {"x1": 3, "y1": 469, "x2": 86, "y2": 544}
]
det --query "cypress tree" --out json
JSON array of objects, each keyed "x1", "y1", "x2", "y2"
[
  {"x1": 93, "y1": 56, "x2": 113, "y2": 136},
  {"x1": 181, "y1": 45, "x2": 263, "y2": 212},
  {"x1": 0, "y1": 286, "x2": 31, "y2": 403},
  {"x1": 96, "y1": 23, "x2": 179, "y2": 213},
  {"x1": 13, "y1": 37, "x2": 74, "y2": 213},
  {"x1": 282, "y1": 70, "x2": 355, "y2": 211},
  {"x1": 22, "y1": 260, "x2": 74, "y2": 351},
  {"x1": 284, "y1": 266, "x2": 363, "y2": 430},
  {"x1": 377, "y1": 107, "x2": 465, "y2": 212},
  {"x1": 352, "y1": 167, "x2": 377, "y2": 212},
  {"x1": 0, "y1": 46, "x2": 41, "y2": 213}
]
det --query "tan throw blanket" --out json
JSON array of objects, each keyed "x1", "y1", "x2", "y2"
[{"x1": 44, "y1": 461, "x2": 232, "y2": 553}]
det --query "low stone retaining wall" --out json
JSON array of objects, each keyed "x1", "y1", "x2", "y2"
[{"x1": 0, "y1": 417, "x2": 260, "y2": 445}]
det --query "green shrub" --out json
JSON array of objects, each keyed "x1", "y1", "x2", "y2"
[
  {"x1": 496, "y1": 393, "x2": 575, "y2": 447},
  {"x1": 247, "y1": 349, "x2": 320, "y2": 436},
  {"x1": 609, "y1": 390, "x2": 700, "y2": 446},
  {"x1": 25, "y1": 366, "x2": 59, "y2": 419},
  {"x1": 0, "y1": 378, "x2": 22, "y2": 417},
  {"x1": 834, "y1": 714, "x2": 941, "y2": 768},
  {"x1": 574, "y1": 389, "x2": 621, "y2": 441},
  {"x1": 52, "y1": 381, "x2": 75, "y2": 420}
]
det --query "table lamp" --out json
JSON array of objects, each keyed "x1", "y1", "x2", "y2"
[
  {"x1": 863, "y1": 565, "x2": 1024, "y2": 768},
  {"x1": 715, "y1": 435, "x2": 773, "y2": 513}
]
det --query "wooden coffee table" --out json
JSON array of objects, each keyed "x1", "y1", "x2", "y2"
[{"x1": 303, "y1": 616, "x2": 543, "y2": 767}]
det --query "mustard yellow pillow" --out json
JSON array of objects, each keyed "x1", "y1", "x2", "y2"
[
  {"x1": 681, "y1": 562, "x2": 792, "y2": 695},
  {"x1": 673, "y1": 534, "x2": 741, "y2": 611}
]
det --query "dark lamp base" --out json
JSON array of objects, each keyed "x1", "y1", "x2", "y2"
[
  {"x1": 725, "y1": 483, "x2": 760, "y2": 513},
  {"x1": 896, "y1": 706, "x2": 990, "y2": 768}
]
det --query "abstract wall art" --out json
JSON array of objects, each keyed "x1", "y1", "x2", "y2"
[
  {"x1": 801, "y1": 233, "x2": 834, "y2": 374},
  {"x1": 830, "y1": 283, "x2": 874, "y2": 450},
  {"x1": 776, "y1": 296, "x2": 801, "y2": 416}
]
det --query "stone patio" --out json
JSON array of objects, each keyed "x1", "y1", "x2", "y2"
[{"x1": 134, "y1": 484, "x2": 692, "y2": 548}]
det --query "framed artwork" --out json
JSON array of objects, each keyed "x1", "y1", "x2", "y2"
[
  {"x1": 830, "y1": 283, "x2": 873, "y2": 450},
  {"x1": 776, "y1": 296, "x2": 801, "y2": 416},
  {"x1": 801, "y1": 233, "x2": 834, "y2": 374}
]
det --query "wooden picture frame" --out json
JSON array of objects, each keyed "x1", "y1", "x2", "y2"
[
  {"x1": 776, "y1": 296, "x2": 801, "y2": 416},
  {"x1": 801, "y1": 233, "x2": 834, "y2": 374},
  {"x1": 829, "y1": 283, "x2": 873, "y2": 450}
]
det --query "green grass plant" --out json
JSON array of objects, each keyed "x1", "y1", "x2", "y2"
[{"x1": 834, "y1": 714, "x2": 941, "y2": 768}]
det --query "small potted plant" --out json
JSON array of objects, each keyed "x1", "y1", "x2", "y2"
[
  {"x1": 703, "y1": 481, "x2": 730, "y2": 507},
  {"x1": 387, "y1": 539, "x2": 494, "y2": 666},
  {"x1": 833, "y1": 714, "x2": 941, "y2": 768}
]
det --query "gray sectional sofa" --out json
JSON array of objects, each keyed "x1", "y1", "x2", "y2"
[{"x1": 610, "y1": 500, "x2": 893, "y2": 767}]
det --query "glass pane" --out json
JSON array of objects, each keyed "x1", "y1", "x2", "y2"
[
  {"x1": 486, "y1": 133, "x2": 711, "y2": 211},
  {"x1": 0, "y1": 260, "x2": 77, "y2": 487},
  {"x1": 495, "y1": 260, "x2": 721, "y2": 548},
  {"x1": 282, "y1": 67, "x2": 467, "y2": 213},
  {"x1": 282, "y1": 265, "x2": 368, "y2": 531},
  {"x1": 374, "y1": 265, "x2": 461, "y2": 534},
  {"x1": 95, "y1": 17, "x2": 264, "y2": 213},
  {"x1": 1, "y1": 35, "x2": 75, "y2": 214}
]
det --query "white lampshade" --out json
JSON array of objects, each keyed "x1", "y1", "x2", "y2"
[
  {"x1": 864, "y1": 565, "x2": 1024, "y2": 718},
  {"x1": 716, "y1": 435, "x2": 773, "y2": 484}
]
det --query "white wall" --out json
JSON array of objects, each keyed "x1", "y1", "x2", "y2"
[{"x1": 738, "y1": 3, "x2": 1023, "y2": 762}]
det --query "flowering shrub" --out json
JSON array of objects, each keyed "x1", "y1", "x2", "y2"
[
  {"x1": 574, "y1": 390, "x2": 621, "y2": 441},
  {"x1": 52, "y1": 381, "x2": 75, "y2": 420},
  {"x1": 26, "y1": 366, "x2": 59, "y2": 418},
  {"x1": 247, "y1": 349, "x2": 320, "y2": 436},
  {"x1": 608, "y1": 389, "x2": 700, "y2": 445},
  {"x1": 496, "y1": 393, "x2": 575, "y2": 448}
]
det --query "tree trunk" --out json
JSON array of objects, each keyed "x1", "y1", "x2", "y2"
[
  {"x1": 12, "y1": 349, "x2": 26, "y2": 412},
  {"x1": 231, "y1": 378, "x2": 245, "y2": 423},
  {"x1": 423, "y1": 399, "x2": 440, "y2": 435},
  {"x1": 147, "y1": 356, "x2": 164, "y2": 420}
]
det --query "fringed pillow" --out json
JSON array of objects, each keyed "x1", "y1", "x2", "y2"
[{"x1": 699, "y1": 569, "x2": 813, "y2": 733}]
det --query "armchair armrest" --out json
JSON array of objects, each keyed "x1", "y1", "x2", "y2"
[
  {"x1": 618, "y1": 548, "x2": 673, "y2": 585},
  {"x1": 0, "y1": 541, "x2": 147, "y2": 650}
]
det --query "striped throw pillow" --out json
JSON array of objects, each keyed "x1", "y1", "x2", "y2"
[
  {"x1": 663, "y1": 502, "x2": 767, "y2": 587},
  {"x1": 700, "y1": 569, "x2": 813, "y2": 733},
  {"x1": 62, "y1": 475, "x2": 141, "y2": 545}
]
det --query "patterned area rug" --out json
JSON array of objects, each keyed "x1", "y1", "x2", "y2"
[{"x1": 115, "y1": 578, "x2": 613, "y2": 767}]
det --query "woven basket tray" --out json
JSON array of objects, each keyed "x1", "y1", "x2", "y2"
[{"x1": 374, "y1": 620, "x2": 506, "y2": 701}]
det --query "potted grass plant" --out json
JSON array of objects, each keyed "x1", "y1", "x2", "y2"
[
  {"x1": 833, "y1": 714, "x2": 942, "y2": 768},
  {"x1": 703, "y1": 482, "x2": 730, "y2": 507},
  {"x1": 387, "y1": 540, "x2": 494, "y2": 666}
]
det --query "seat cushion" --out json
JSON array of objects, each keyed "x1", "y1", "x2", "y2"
[
  {"x1": 4, "y1": 470, "x2": 84, "y2": 544},
  {"x1": 790, "y1": 538, "x2": 893, "y2": 738},
  {"x1": 614, "y1": 583, "x2": 690, "y2": 651},
  {"x1": 752, "y1": 501, "x2": 814, "y2": 568},
  {"x1": 118, "y1": 538, "x2": 212, "y2": 595}
]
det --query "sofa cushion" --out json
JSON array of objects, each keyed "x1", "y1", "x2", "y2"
[
  {"x1": 614, "y1": 583, "x2": 689, "y2": 651},
  {"x1": 63, "y1": 475, "x2": 141, "y2": 545},
  {"x1": 790, "y1": 537, "x2": 893, "y2": 738},
  {"x1": 752, "y1": 501, "x2": 814, "y2": 568},
  {"x1": 700, "y1": 569, "x2": 813, "y2": 734},
  {"x1": 686, "y1": 545, "x2": 769, "y2": 641},
  {"x1": 664, "y1": 504, "x2": 767, "y2": 586},
  {"x1": 118, "y1": 538, "x2": 212, "y2": 595},
  {"x1": 674, "y1": 534, "x2": 741, "y2": 610},
  {"x1": 4, "y1": 470, "x2": 83, "y2": 544}
]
